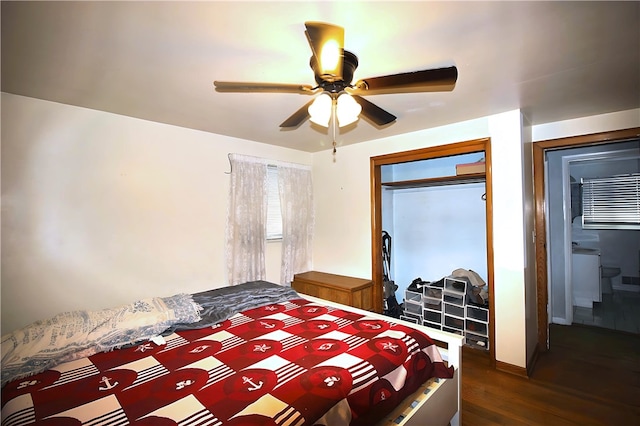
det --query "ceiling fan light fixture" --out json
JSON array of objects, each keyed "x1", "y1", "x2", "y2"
[
  {"x1": 336, "y1": 93, "x2": 361, "y2": 126},
  {"x1": 320, "y1": 39, "x2": 341, "y2": 75},
  {"x1": 305, "y1": 21, "x2": 344, "y2": 80},
  {"x1": 215, "y1": 21, "x2": 458, "y2": 133},
  {"x1": 308, "y1": 93, "x2": 332, "y2": 127}
]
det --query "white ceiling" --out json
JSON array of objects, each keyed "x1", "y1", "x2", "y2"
[{"x1": 2, "y1": 1, "x2": 639, "y2": 152}]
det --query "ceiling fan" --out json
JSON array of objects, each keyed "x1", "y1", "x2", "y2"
[{"x1": 214, "y1": 22, "x2": 458, "y2": 129}]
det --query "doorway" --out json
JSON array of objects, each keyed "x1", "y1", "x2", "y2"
[
  {"x1": 533, "y1": 127, "x2": 640, "y2": 350},
  {"x1": 370, "y1": 138, "x2": 496, "y2": 363}
]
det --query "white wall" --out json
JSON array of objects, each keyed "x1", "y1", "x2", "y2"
[
  {"x1": 381, "y1": 154, "x2": 488, "y2": 299},
  {"x1": 311, "y1": 112, "x2": 534, "y2": 368},
  {"x1": 3, "y1": 90, "x2": 638, "y2": 370},
  {"x1": 311, "y1": 117, "x2": 490, "y2": 279},
  {"x1": 488, "y1": 110, "x2": 528, "y2": 368},
  {"x1": 532, "y1": 109, "x2": 640, "y2": 141},
  {"x1": 388, "y1": 183, "x2": 488, "y2": 298},
  {"x1": 1, "y1": 93, "x2": 311, "y2": 334}
]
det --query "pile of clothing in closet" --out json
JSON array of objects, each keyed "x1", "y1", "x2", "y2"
[{"x1": 408, "y1": 268, "x2": 489, "y2": 307}]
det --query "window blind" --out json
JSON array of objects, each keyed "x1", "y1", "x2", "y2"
[
  {"x1": 582, "y1": 173, "x2": 640, "y2": 230},
  {"x1": 266, "y1": 166, "x2": 283, "y2": 239}
]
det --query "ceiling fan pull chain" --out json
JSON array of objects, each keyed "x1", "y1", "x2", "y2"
[{"x1": 332, "y1": 98, "x2": 338, "y2": 158}]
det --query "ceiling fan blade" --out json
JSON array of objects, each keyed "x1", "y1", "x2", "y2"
[
  {"x1": 352, "y1": 95, "x2": 397, "y2": 126},
  {"x1": 214, "y1": 81, "x2": 315, "y2": 93},
  {"x1": 280, "y1": 99, "x2": 315, "y2": 128},
  {"x1": 304, "y1": 21, "x2": 344, "y2": 81},
  {"x1": 352, "y1": 66, "x2": 458, "y2": 95}
]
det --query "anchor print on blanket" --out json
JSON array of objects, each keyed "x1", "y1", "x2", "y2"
[{"x1": 98, "y1": 375, "x2": 119, "y2": 391}]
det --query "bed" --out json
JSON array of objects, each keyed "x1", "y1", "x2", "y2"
[{"x1": 1, "y1": 281, "x2": 463, "y2": 426}]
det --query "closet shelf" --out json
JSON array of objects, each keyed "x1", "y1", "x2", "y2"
[{"x1": 382, "y1": 173, "x2": 485, "y2": 189}]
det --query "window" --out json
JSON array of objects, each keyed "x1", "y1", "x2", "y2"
[
  {"x1": 266, "y1": 166, "x2": 283, "y2": 240},
  {"x1": 582, "y1": 173, "x2": 640, "y2": 230}
]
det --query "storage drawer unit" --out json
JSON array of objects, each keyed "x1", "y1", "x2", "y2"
[
  {"x1": 444, "y1": 303, "x2": 465, "y2": 318},
  {"x1": 402, "y1": 311, "x2": 423, "y2": 325},
  {"x1": 442, "y1": 326, "x2": 464, "y2": 336},
  {"x1": 444, "y1": 276, "x2": 470, "y2": 294},
  {"x1": 467, "y1": 305, "x2": 489, "y2": 322},
  {"x1": 404, "y1": 300, "x2": 423, "y2": 316},
  {"x1": 423, "y1": 297, "x2": 442, "y2": 311},
  {"x1": 444, "y1": 315, "x2": 464, "y2": 331},
  {"x1": 402, "y1": 274, "x2": 490, "y2": 351},
  {"x1": 405, "y1": 289, "x2": 423, "y2": 304},
  {"x1": 465, "y1": 332, "x2": 488, "y2": 349},
  {"x1": 465, "y1": 318, "x2": 488, "y2": 335},
  {"x1": 423, "y1": 321, "x2": 442, "y2": 331},
  {"x1": 443, "y1": 293, "x2": 465, "y2": 306},
  {"x1": 400, "y1": 315, "x2": 420, "y2": 324},
  {"x1": 423, "y1": 309, "x2": 442, "y2": 324},
  {"x1": 434, "y1": 275, "x2": 490, "y2": 351},
  {"x1": 423, "y1": 286, "x2": 443, "y2": 299}
]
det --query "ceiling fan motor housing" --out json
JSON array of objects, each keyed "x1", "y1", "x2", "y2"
[{"x1": 310, "y1": 50, "x2": 359, "y2": 91}]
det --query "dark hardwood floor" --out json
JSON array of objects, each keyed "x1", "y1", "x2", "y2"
[{"x1": 461, "y1": 324, "x2": 640, "y2": 425}]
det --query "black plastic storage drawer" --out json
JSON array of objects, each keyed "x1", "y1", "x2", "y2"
[
  {"x1": 444, "y1": 315, "x2": 464, "y2": 330},
  {"x1": 423, "y1": 286, "x2": 443, "y2": 299},
  {"x1": 442, "y1": 326, "x2": 464, "y2": 335},
  {"x1": 444, "y1": 303, "x2": 465, "y2": 318},
  {"x1": 465, "y1": 332, "x2": 489, "y2": 349},
  {"x1": 465, "y1": 318, "x2": 488, "y2": 335},
  {"x1": 404, "y1": 301, "x2": 422, "y2": 316},
  {"x1": 400, "y1": 315, "x2": 419, "y2": 324},
  {"x1": 443, "y1": 293, "x2": 465, "y2": 306},
  {"x1": 423, "y1": 297, "x2": 442, "y2": 311},
  {"x1": 467, "y1": 305, "x2": 489, "y2": 322},
  {"x1": 423, "y1": 309, "x2": 442, "y2": 324},
  {"x1": 405, "y1": 290, "x2": 422, "y2": 304}
]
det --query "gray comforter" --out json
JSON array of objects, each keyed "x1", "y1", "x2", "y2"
[{"x1": 168, "y1": 280, "x2": 301, "y2": 332}]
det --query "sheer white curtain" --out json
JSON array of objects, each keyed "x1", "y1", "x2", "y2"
[
  {"x1": 225, "y1": 154, "x2": 268, "y2": 285},
  {"x1": 278, "y1": 165, "x2": 314, "y2": 285}
]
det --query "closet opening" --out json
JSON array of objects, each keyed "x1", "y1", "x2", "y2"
[{"x1": 370, "y1": 138, "x2": 495, "y2": 363}]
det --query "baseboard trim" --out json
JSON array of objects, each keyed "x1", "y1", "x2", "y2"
[
  {"x1": 552, "y1": 316, "x2": 571, "y2": 325},
  {"x1": 526, "y1": 342, "x2": 540, "y2": 377},
  {"x1": 495, "y1": 360, "x2": 529, "y2": 378}
]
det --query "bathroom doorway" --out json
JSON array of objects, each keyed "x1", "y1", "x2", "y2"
[
  {"x1": 533, "y1": 127, "x2": 640, "y2": 350},
  {"x1": 564, "y1": 149, "x2": 640, "y2": 333}
]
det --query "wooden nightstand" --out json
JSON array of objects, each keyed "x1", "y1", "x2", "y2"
[{"x1": 292, "y1": 271, "x2": 373, "y2": 310}]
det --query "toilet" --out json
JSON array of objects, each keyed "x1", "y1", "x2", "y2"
[{"x1": 601, "y1": 266, "x2": 621, "y2": 294}]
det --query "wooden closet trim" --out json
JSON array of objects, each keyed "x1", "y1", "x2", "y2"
[{"x1": 370, "y1": 137, "x2": 495, "y2": 364}]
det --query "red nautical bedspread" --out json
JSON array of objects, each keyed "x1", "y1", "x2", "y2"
[{"x1": 2, "y1": 297, "x2": 453, "y2": 426}]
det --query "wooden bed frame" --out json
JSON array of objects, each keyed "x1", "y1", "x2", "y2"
[{"x1": 303, "y1": 295, "x2": 464, "y2": 426}]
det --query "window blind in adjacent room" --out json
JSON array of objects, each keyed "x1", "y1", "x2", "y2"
[{"x1": 582, "y1": 173, "x2": 640, "y2": 230}]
